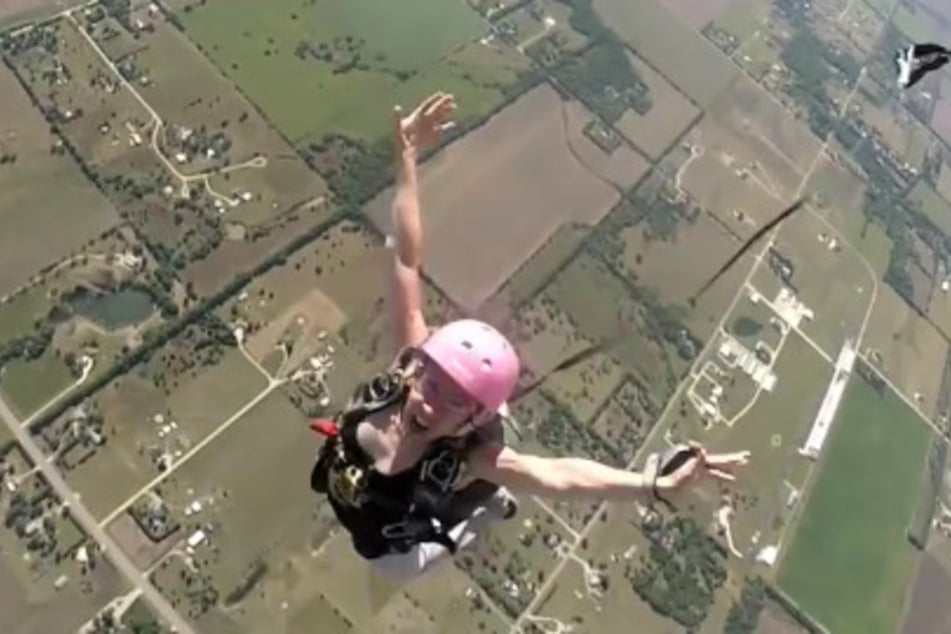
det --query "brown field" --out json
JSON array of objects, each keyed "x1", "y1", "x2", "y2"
[
  {"x1": 910, "y1": 180, "x2": 951, "y2": 237},
  {"x1": 937, "y1": 162, "x2": 951, "y2": 206},
  {"x1": 929, "y1": 287, "x2": 951, "y2": 339},
  {"x1": 0, "y1": 62, "x2": 120, "y2": 296},
  {"x1": 107, "y1": 513, "x2": 180, "y2": 571},
  {"x1": 616, "y1": 50, "x2": 700, "y2": 159},
  {"x1": 900, "y1": 553, "x2": 951, "y2": 634},
  {"x1": 864, "y1": 286, "x2": 949, "y2": 417},
  {"x1": 837, "y1": 0, "x2": 886, "y2": 54},
  {"x1": 709, "y1": 73, "x2": 822, "y2": 173},
  {"x1": 660, "y1": 0, "x2": 743, "y2": 29},
  {"x1": 500, "y1": 222, "x2": 588, "y2": 307},
  {"x1": 364, "y1": 84, "x2": 644, "y2": 312},
  {"x1": 0, "y1": 0, "x2": 80, "y2": 24},
  {"x1": 563, "y1": 100, "x2": 650, "y2": 190},
  {"x1": 594, "y1": 0, "x2": 739, "y2": 106},
  {"x1": 929, "y1": 73, "x2": 951, "y2": 147}
]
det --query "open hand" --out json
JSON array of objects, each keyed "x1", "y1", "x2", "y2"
[
  {"x1": 394, "y1": 92, "x2": 457, "y2": 156},
  {"x1": 656, "y1": 443, "x2": 751, "y2": 490}
]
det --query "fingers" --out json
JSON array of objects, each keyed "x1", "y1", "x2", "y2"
[
  {"x1": 705, "y1": 451, "x2": 751, "y2": 467},
  {"x1": 704, "y1": 466, "x2": 736, "y2": 482},
  {"x1": 393, "y1": 104, "x2": 408, "y2": 146},
  {"x1": 423, "y1": 92, "x2": 456, "y2": 119}
]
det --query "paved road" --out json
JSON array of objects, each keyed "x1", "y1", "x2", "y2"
[{"x1": 0, "y1": 396, "x2": 196, "y2": 634}]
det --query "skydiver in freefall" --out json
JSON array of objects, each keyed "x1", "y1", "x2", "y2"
[{"x1": 306, "y1": 91, "x2": 752, "y2": 581}]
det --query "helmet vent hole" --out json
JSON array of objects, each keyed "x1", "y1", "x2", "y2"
[
  {"x1": 481, "y1": 359, "x2": 493, "y2": 371},
  {"x1": 461, "y1": 340, "x2": 473, "y2": 350}
]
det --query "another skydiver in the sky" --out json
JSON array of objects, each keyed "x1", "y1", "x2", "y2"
[
  {"x1": 896, "y1": 43, "x2": 951, "y2": 89},
  {"x1": 308, "y1": 92, "x2": 751, "y2": 581}
]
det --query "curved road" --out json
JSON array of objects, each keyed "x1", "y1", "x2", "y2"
[{"x1": 0, "y1": 396, "x2": 195, "y2": 634}]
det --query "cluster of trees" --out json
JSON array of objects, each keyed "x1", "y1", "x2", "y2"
[
  {"x1": 33, "y1": 207, "x2": 346, "y2": 434},
  {"x1": 553, "y1": 41, "x2": 651, "y2": 124},
  {"x1": 628, "y1": 516, "x2": 728, "y2": 629},
  {"x1": 772, "y1": 17, "x2": 951, "y2": 309},
  {"x1": 223, "y1": 559, "x2": 268, "y2": 606},
  {"x1": 536, "y1": 400, "x2": 624, "y2": 466},
  {"x1": 722, "y1": 577, "x2": 767, "y2": 634},
  {"x1": 908, "y1": 436, "x2": 949, "y2": 549}
]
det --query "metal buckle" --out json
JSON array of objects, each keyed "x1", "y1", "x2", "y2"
[
  {"x1": 381, "y1": 517, "x2": 440, "y2": 541},
  {"x1": 419, "y1": 450, "x2": 461, "y2": 492},
  {"x1": 329, "y1": 464, "x2": 365, "y2": 506}
]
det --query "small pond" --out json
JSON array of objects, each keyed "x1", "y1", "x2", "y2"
[{"x1": 68, "y1": 288, "x2": 156, "y2": 331}]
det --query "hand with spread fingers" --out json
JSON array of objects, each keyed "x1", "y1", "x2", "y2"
[
  {"x1": 656, "y1": 443, "x2": 751, "y2": 491},
  {"x1": 393, "y1": 92, "x2": 457, "y2": 158}
]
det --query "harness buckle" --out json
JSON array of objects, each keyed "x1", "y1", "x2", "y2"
[
  {"x1": 419, "y1": 450, "x2": 462, "y2": 492},
  {"x1": 329, "y1": 464, "x2": 367, "y2": 507}
]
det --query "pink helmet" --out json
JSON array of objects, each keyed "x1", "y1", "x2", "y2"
[{"x1": 419, "y1": 319, "x2": 520, "y2": 414}]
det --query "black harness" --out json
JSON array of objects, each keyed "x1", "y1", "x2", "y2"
[{"x1": 309, "y1": 353, "x2": 498, "y2": 559}]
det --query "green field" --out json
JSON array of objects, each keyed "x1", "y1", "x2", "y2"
[
  {"x1": 593, "y1": 0, "x2": 738, "y2": 106},
  {"x1": 0, "y1": 350, "x2": 74, "y2": 420},
  {"x1": 177, "y1": 0, "x2": 499, "y2": 141},
  {"x1": 778, "y1": 374, "x2": 931, "y2": 634}
]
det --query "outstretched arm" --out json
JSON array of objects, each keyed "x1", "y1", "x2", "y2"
[
  {"x1": 389, "y1": 93, "x2": 457, "y2": 349},
  {"x1": 466, "y1": 444, "x2": 748, "y2": 501},
  {"x1": 391, "y1": 135, "x2": 428, "y2": 349}
]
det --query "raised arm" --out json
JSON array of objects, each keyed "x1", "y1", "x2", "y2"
[{"x1": 390, "y1": 93, "x2": 457, "y2": 349}]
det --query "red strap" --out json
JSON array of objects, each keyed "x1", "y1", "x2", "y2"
[{"x1": 309, "y1": 419, "x2": 338, "y2": 437}]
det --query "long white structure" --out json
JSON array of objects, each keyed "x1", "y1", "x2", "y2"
[{"x1": 800, "y1": 339, "x2": 856, "y2": 460}]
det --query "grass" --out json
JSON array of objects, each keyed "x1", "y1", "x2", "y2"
[
  {"x1": 177, "y1": 0, "x2": 490, "y2": 142},
  {"x1": 690, "y1": 331, "x2": 834, "y2": 552},
  {"x1": 777, "y1": 373, "x2": 931, "y2": 634},
  {"x1": 805, "y1": 156, "x2": 891, "y2": 279},
  {"x1": 0, "y1": 62, "x2": 120, "y2": 297},
  {"x1": 890, "y1": 3, "x2": 941, "y2": 42},
  {"x1": 106, "y1": 13, "x2": 328, "y2": 225},
  {"x1": 9, "y1": 18, "x2": 154, "y2": 171},
  {"x1": 593, "y1": 0, "x2": 738, "y2": 106},
  {"x1": 545, "y1": 250, "x2": 688, "y2": 406},
  {"x1": 158, "y1": 390, "x2": 316, "y2": 599},
  {"x1": 533, "y1": 502, "x2": 703, "y2": 632},
  {"x1": 164, "y1": 348, "x2": 268, "y2": 442},
  {"x1": 0, "y1": 350, "x2": 74, "y2": 420},
  {"x1": 864, "y1": 285, "x2": 949, "y2": 416},
  {"x1": 909, "y1": 180, "x2": 951, "y2": 237},
  {"x1": 602, "y1": 200, "x2": 746, "y2": 340},
  {"x1": 455, "y1": 497, "x2": 575, "y2": 618},
  {"x1": 766, "y1": 204, "x2": 877, "y2": 356},
  {"x1": 63, "y1": 348, "x2": 265, "y2": 518}
]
